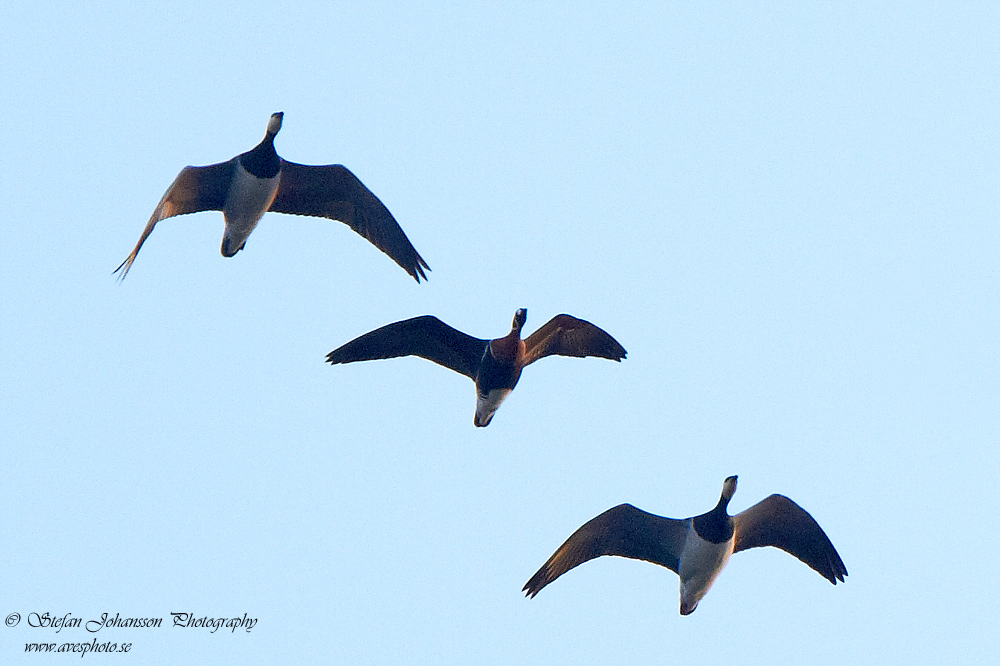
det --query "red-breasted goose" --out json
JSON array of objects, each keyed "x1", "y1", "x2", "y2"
[
  {"x1": 325, "y1": 308, "x2": 626, "y2": 427},
  {"x1": 115, "y1": 112, "x2": 429, "y2": 281},
  {"x1": 524, "y1": 476, "x2": 846, "y2": 615}
]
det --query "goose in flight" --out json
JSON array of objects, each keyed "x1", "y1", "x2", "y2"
[
  {"x1": 115, "y1": 112, "x2": 429, "y2": 281},
  {"x1": 326, "y1": 308, "x2": 626, "y2": 427},
  {"x1": 523, "y1": 476, "x2": 846, "y2": 614}
]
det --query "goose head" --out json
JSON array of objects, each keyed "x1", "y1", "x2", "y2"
[
  {"x1": 511, "y1": 308, "x2": 527, "y2": 336},
  {"x1": 266, "y1": 112, "x2": 283, "y2": 136},
  {"x1": 718, "y1": 475, "x2": 738, "y2": 512}
]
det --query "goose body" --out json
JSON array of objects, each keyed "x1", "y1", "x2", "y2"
[
  {"x1": 221, "y1": 160, "x2": 281, "y2": 256},
  {"x1": 677, "y1": 519, "x2": 735, "y2": 614},
  {"x1": 326, "y1": 308, "x2": 626, "y2": 427},
  {"x1": 523, "y1": 476, "x2": 846, "y2": 615},
  {"x1": 116, "y1": 112, "x2": 429, "y2": 281}
]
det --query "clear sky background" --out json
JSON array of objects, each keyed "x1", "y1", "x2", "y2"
[{"x1": 3, "y1": 2, "x2": 999, "y2": 664}]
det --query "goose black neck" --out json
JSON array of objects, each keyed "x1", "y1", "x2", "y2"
[
  {"x1": 240, "y1": 135, "x2": 280, "y2": 178},
  {"x1": 692, "y1": 499, "x2": 734, "y2": 544}
]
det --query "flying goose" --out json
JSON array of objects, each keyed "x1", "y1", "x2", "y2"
[
  {"x1": 115, "y1": 112, "x2": 429, "y2": 281},
  {"x1": 326, "y1": 308, "x2": 626, "y2": 427},
  {"x1": 523, "y1": 476, "x2": 846, "y2": 614}
]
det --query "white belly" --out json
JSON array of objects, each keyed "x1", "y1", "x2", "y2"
[
  {"x1": 474, "y1": 388, "x2": 512, "y2": 427},
  {"x1": 677, "y1": 527, "x2": 734, "y2": 614},
  {"x1": 222, "y1": 162, "x2": 280, "y2": 253}
]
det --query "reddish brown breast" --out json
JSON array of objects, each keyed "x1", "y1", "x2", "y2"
[{"x1": 488, "y1": 332, "x2": 525, "y2": 365}]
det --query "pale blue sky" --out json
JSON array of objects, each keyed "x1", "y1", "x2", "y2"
[{"x1": 3, "y1": 2, "x2": 999, "y2": 664}]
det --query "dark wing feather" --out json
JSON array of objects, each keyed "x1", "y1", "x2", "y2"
[
  {"x1": 523, "y1": 504, "x2": 687, "y2": 598},
  {"x1": 270, "y1": 161, "x2": 430, "y2": 282},
  {"x1": 521, "y1": 315, "x2": 627, "y2": 367},
  {"x1": 733, "y1": 494, "x2": 848, "y2": 584},
  {"x1": 115, "y1": 161, "x2": 234, "y2": 279},
  {"x1": 326, "y1": 316, "x2": 486, "y2": 380}
]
